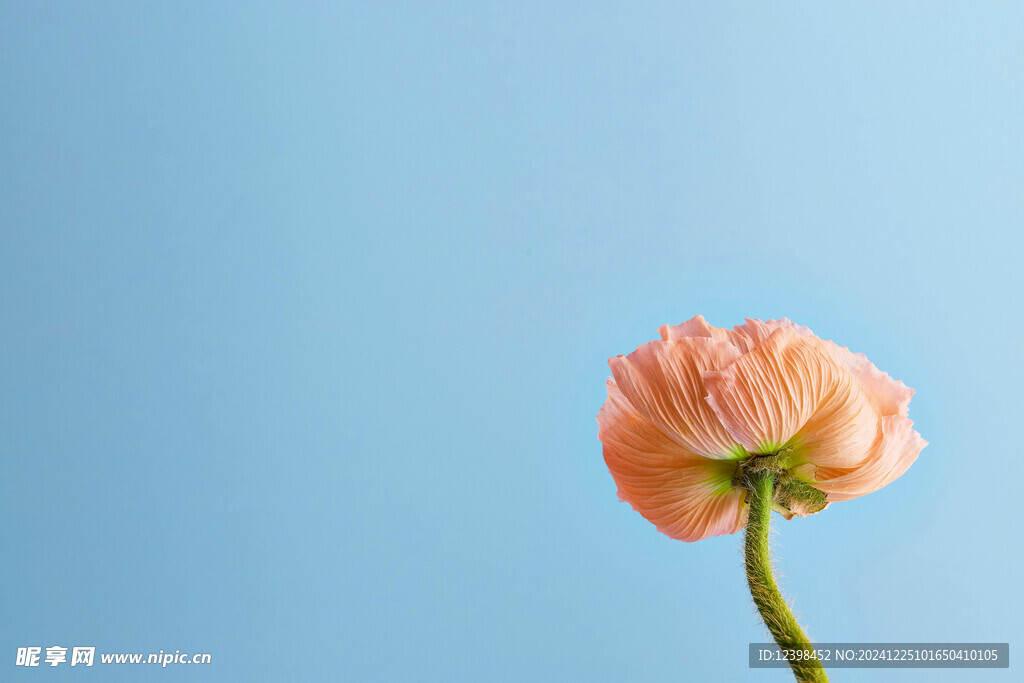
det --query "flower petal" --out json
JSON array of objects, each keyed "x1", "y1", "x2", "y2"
[
  {"x1": 598, "y1": 380, "x2": 747, "y2": 542},
  {"x1": 703, "y1": 327, "x2": 878, "y2": 468},
  {"x1": 608, "y1": 338, "x2": 746, "y2": 459},
  {"x1": 659, "y1": 314, "x2": 744, "y2": 349},
  {"x1": 735, "y1": 319, "x2": 915, "y2": 418},
  {"x1": 732, "y1": 317, "x2": 814, "y2": 353},
  {"x1": 800, "y1": 415, "x2": 927, "y2": 502},
  {"x1": 823, "y1": 342, "x2": 915, "y2": 417}
]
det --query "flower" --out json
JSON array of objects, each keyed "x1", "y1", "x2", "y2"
[{"x1": 597, "y1": 315, "x2": 927, "y2": 542}]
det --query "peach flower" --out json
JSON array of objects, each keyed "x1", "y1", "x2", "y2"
[{"x1": 598, "y1": 315, "x2": 926, "y2": 542}]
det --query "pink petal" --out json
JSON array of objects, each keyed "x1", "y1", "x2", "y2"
[
  {"x1": 735, "y1": 319, "x2": 915, "y2": 418},
  {"x1": 598, "y1": 380, "x2": 747, "y2": 542},
  {"x1": 703, "y1": 327, "x2": 878, "y2": 468},
  {"x1": 608, "y1": 337, "x2": 747, "y2": 460},
  {"x1": 659, "y1": 314, "x2": 744, "y2": 349},
  {"x1": 801, "y1": 415, "x2": 927, "y2": 502},
  {"x1": 822, "y1": 342, "x2": 915, "y2": 417},
  {"x1": 732, "y1": 317, "x2": 814, "y2": 353}
]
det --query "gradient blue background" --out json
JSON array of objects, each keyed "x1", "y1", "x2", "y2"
[{"x1": 2, "y1": 3, "x2": 1020, "y2": 681}]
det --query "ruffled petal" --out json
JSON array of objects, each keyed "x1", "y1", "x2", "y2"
[
  {"x1": 608, "y1": 338, "x2": 746, "y2": 460},
  {"x1": 823, "y1": 342, "x2": 915, "y2": 417},
  {"x1": 659, "y1": 314, "x2": 745, "y2": 349},
  {"x1": 735, "y1": 319, "x2": 915, "y2": 418},
  {"x1": 598, "y1": 380, "x2": 747, "y2": 542},
  {"x1": 732, "y1": 317, "x2": 814, "y2": 353},
  {"x1": 703, "y1": 327, "x2": 878, "y2": 468},
  {"x1": 800, "y1": 415, "x2": 927, "y2": 502}
]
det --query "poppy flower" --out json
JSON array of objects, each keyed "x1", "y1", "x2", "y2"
[{"x1": 598, "y1": 315, "x2": 926, "y2": 542}]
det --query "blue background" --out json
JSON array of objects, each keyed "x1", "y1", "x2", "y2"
[{"x1": 2, "y1": 2, "x2": 1020, "y2": 681}]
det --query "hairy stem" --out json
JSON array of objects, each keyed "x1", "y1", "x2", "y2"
[{"x1": 744, "y1": 469, "x2": 829, "y2": 683}]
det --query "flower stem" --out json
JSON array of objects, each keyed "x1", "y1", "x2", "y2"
[{"x1": 744, "y1": 469, "x2": 829, "y2": 683}]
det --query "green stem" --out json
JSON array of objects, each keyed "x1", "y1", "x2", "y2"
[{"x1": 744, "y1": 469, "x2": 829, "y2": 683}]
